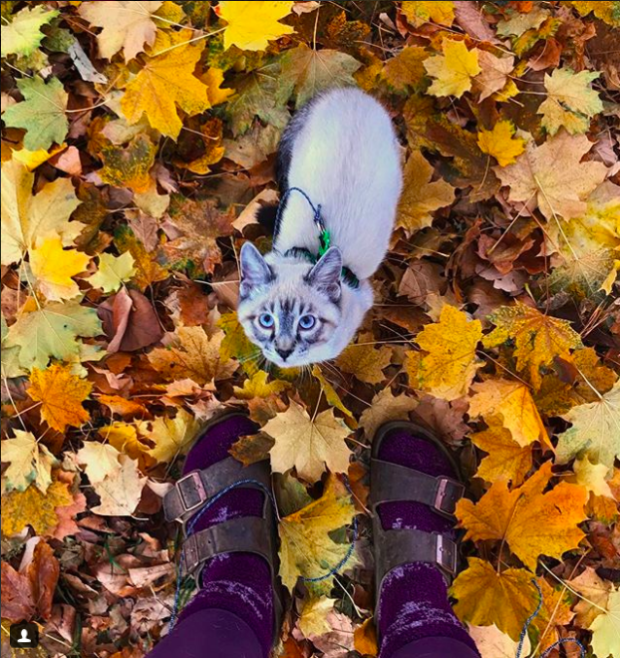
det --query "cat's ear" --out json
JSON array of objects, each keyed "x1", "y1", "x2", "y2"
[
  {"x1": 307, "y1": 247, "x2": 343, "y2": 303},
  {"x1": 240, "y1": 243, "x2": 274, "y2": 299}
]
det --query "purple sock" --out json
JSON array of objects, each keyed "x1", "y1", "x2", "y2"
[
  {"x1": 178, "y1": 416, "x2": 274, "y2": 657},
  {"x1": 376, "y1": 431, "x2": 480, "y2": 658}
]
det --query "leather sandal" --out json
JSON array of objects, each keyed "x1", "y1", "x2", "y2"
[
  {"x1": 163, "y1": 412, "x2": 284, "y2": 642},
  {"x1": 371, "y1": 421, "x2": 466, "y2": 603}
]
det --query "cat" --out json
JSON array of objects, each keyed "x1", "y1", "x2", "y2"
[{"x1": 238, "y1": 88, "x2": 403, "y2": 368}]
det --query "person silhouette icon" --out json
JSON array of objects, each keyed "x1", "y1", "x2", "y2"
[{"x1": 17, "y1": 628, "x2": 32, "y2": 644}]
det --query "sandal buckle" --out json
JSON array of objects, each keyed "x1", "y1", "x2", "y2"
[
  {"x1": 177, "y1": 471, "x2": 208, "y2": 516},
  {"x1": 436, "y1": 535, "x2": 458, "y2": 578},
  {"x1": 434, "y1": 478, "x2": 465, "y2": 518}
]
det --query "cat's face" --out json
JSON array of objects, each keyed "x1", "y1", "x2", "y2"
[{"x1": 237, "y1": 243, "x2": 343, "y2": 368}]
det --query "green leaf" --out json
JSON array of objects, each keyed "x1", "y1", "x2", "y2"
[
  {"x1": 0, "y1": 6, "x2": 59, "y2": 58},
  {"x1": 2, "y1": 77, "x2": 69, "y2": 151},
  {"x1": 5, "y1": 302, "x2": 102, "y2": 372}
]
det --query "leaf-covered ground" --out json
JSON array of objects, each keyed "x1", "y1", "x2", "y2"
[{"x1": 1, "y1": 2, "x2": 619, "y2": 657}]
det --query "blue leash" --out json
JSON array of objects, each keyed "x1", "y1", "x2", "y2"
[
  {"x1": 516, "y1": 579, "x2": 586, "y2": 658},
  {"x1": 169, "y1": 476, "x2": 359, "y2": 630}
]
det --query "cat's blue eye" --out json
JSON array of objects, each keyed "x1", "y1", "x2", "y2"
[
  {"x1": 299, "y1": 315, "x2": 317, "y2": 331},
  {"x1": 258, "y1": 313, "x2": 275, "y2": 329}
]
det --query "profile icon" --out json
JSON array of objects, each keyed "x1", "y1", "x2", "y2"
[{"x1": 9, "y1": 622, "x2": 39, "y2": 648}]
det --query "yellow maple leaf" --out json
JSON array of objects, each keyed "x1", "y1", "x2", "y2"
[
  {"x1": 359, "y1": 388, "x2": 417, "y2": 438},
  {"x1": 115, "y1": 228, "x2": 169, "y2": 291},
  {"x1": 471, "y1": 418, "x2": 534, "y2": 487},
  {"x1": 264, "y1": 400, "x2": 353, "y2": 483},
  {"x1": 590, "y1": 588, "x2": 620, "y2": 658},
  {"x1": 469, "y1": 379, "x2": 548, "y2": 448},
  {"x1": 120, "y1": 30, "x2": 211, "y2": 139},
  {"x1": 383, "y1": 46, "x2": 429, "y2": 92},
  {"x1": 568, "y1": 1, "x2": 620, "y2": 27},
  {"x1": 219, "y1": 312, "x2": 263, "y2": 377},
  {"x1": 484, "y1": 303, "x2": 583, "y2": 390},
  {"x1": 203, "y1": 68, "x2": 235, "y2": 106},
  {"x1": 397, "y1": 151, "x2": 456, "y2": 232},
  {"x1": 407, "y1": 306, "x2": 483, "y2": 401},
  {"x1": 336, "y1": 335, "x2": 393, "y2": 385},
  {"x1": 312, "y1": 366, "x2": 355, "y2": 420},
  {"x1": 91, "y1": 454, "x2": 148, "y2": 516},
  {"x1": 279, "y1": 476, "x2": 355, "y2": 591},
  {"x1": 99, "y1": 134, "x2": 158, "y2": 193},
  {"x1": 77, "y1": 442, "x2": 122, "y2": 485},
  {"x1": 402, "y1": 1, "x2": 455, "y2": 27},
  {"x1": 148, "y1": 326, "x2": 238, "y2": 386},
  {"x1": 452, "y1": 558, "x2": 539, "y2": 641},
  {"x1": 456, "y1": 462, "x2": 588, "y2": 570},
  {"x1": 1, "y1": 480, "x2": 73, "y2": 537},
  {"x1": 233, "y1": 370, "x2": 291, "y2": 400},
  {"x1": 139, "y1": 409, "x2": 202, "y2": 464},
  {"x1": 477, "y1": 121, "x2": 526, "y2": 168},
  {"x1": 1, "y1": 158, "x2": 82, "y2": 267},
  {"x1": 299, "y1": 597, "x2": 336, "y2": 638},
  {"x1": 89, "y1": 252, "x2": 136, "y2": 294},
  {"x1": 573, "y1": 457, "x2": 615, "y2": 500},
  {"x1": 1, "y1": 430, "x2": 58, "y2": 493},
  {"x1": 28, "y1": 364, "x2": 93, "y2": 433},
  {"x1": 99, "y1": 422, "x2": 150, "y2": 461},
  {"x1": 29, "y1": 236, "x2": 90, "y2": 302},
  {"x1": 424, "y1": 40, "x2": 482, "y2": 98},
  {"x1": 217, "y1": 1, "x2": 296, "y2": 52}
]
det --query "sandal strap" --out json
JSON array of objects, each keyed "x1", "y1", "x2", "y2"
[
  {"x1": 164, "y1": 458, "x2": 269, "y2": 524},
  {"x1": 371, "y1": 459, "x2": 465, "y2": 519},
  {"x1": 374, "y1": 523, "x2": 459, "y2": 592}
]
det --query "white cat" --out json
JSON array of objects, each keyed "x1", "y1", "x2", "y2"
[{"x1": 238, "y1": 88, "x2": 403, "y2": 368}]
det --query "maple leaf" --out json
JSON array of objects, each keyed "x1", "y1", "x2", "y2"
[
  {"x1": 496, "y1": 7, "x2": 550, "y2": 37},
  {"x1": 402, "y1": 1, "x2": 455, "y2": 27},
  {"x1": 91, "y1": 454, "x2": 147, "y2": 516},
  {"x1": 469, "y1": 380, "x2": 548, "y2": 448},
  {"x1": 2, "y1": 77, "x2": 69, "y2": 151},
  {"x1": 397, "y1": 151, "x2": 456, "y2": 232},
  {"x1": 477, "y1": 121, "x2": 526, "y2": 168},
  {"x1": 216, "y1": 1, "x2": 296, "y2": 52},
  {"x1": 452, "y1": 558, "x2": 539, "y2": 641},
  {"x1": 89, "y1": 252, "x2": 136, "y2": 293},
  {"x1": 312, "y1": 367, "x2": 355, "y2": 420},
  {"x1": 77, "y1": 442, "x2": 123, "y2": 484},
  {"x1": 336, "y1": 336, "x2": 393, "y2": 385},
  {"x1": 99, "y1": 134, "x2": 158, "y2": 193},
  {"x1": 359, "y1": 389, "x2": 417, "y2": 438},
  {"x1": 468, "y1": 625, "x2": 530, "y2": 658},
  {"x1": 120, "y1": 30, "x2": 211, "y2": 139},
  {"x1": 407, "y1": 305, "x2": 483, "y2": 401},
  {"x1": 279, "y1": 476, "x2": 355, "y2": 591},
  {"x1": 219, "y1": 312, "x2": 263, "y2": 377},
  {"x1": 30, "y1": 236, "x2": 90, "y2": 302},
  {"x1": 79, "y1": 1, "x2": 165, "y2": 62},
  {"x1": 556, "y1": 382, "x2": 620, "y2": 471},
  {"x1": 1, "y1": 158, "x2": 81, "y2": 266},
  {"x1": 278, "y1": 44, "x2": 362, "y2": 107},
  {"x1": 424, "y1": 40, "x2": 481, "y2": 98},
  {"x1": 484, "y1": 303, "x2": 583, "y2": 390},
  {"x1": 590, "y1": 588, "x2": 620, "y2": 658},
  {"x1": 1, "y1": 430, "x2": 58, "y2": 493},
  {"x1": 539, "y1": 68, "x2": 604, "y2": 135},
  {"x1": 148, "y1": 326, "x2": 237, "y2": 386},
  {"x1": 573, "y1": 457, "x2": 614, "y2": 499},
  {"x1": 115, "y1": 226, "x2": 169, "y2": 291},
  {"x1": 495, "y1": 131, "x2": 608, "y2": 221},
  {"x1": 0, "y1": 6, "x2": 58, "y2": 57},
  {"x1": 264, "y1": 400, "x2": 353, "y2": 483},
  {"x1": 354, "y1": 618, "x2": 379, "y2": 657},
  {"x1": 5, "y1": 301, "x2": 102, "y2": 371},
  {"x1": 569, "y1": 1, "x2": 620, "y2": 27},
  {"x1": 1, "y1": 479, "x2": 73, "y2": 537},
  {"x1": 383, "y1": 46, "x2": 428, "y2": 92},
  {"x1": 28, "y1": 364, "x2": 93, "y2": 433},
  {"x1": 139, "y1": 409, "x2": 202, "y2": 464},
  {"x1": 233, "y1": 370, "x2": 291, "y2": 400},
  {"x1": 456, "y1": 462, "x2": 588, "y2": 570},
  {"x1": 471, "y1": 418, "x2": 534, "y2": 487},
  {"x1": 299, "y1": 597, "x2": 336, "y2": 638},
  {"x1": 100, "y1": 422, "x2": 150, "y2": 461},
  {"x1": 569, "y1": 567, "x2": 614, "y2": 628},
  {"x1": 473, "y1": 51, "x2": 515, "y2": 101}
]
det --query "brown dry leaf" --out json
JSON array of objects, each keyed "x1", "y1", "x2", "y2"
[
  {"x1": 473, "y1": 51, "x2": 515, "y2": 101},
  {"x1": 336, "y1": 336, "x2": 393, "y2": 385}
]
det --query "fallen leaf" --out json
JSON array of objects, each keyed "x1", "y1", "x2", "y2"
[
  {"x1": 573, "y1": 457, "x2": 614, "y2": 499},
  {"x1": 402, "y1": 1, "x2": 455, "y2": 27},
  {"x1": 589, "y1": 588, "x2": 620, "y2": 658},
  {"x1": 30, "y1": 236, "x2": 90, "y2": 302},
  {"x1": 120, "y1": 30, "x2": 211, "y2": 139},
  {"x1": 91, "y1": 454, "x2": 147, "y2": 516},
  {"x1": 359, "y1": 388, "x2": 417, "y2": 438},
  {"x1": 556, "y1": 381, "x2": 620, "y2": 471},
  {"x1": 1, "y1": 430, "x2": 58, "y2": 493},
  {"x1": 279, "y1": 475, "x2": 355, "y2": 591},
  {"x1": 216, "y1": 1, "x2": 296, "y2": 52},
  {"x1": 397, "y1": 151, "x2": 456, "y2": 231},
  {"x1": 299, "y1": 597, "x2": 335, "y2": 638},
  {"x1": 1, "y1": 6, "x2": 58, "y2": 57},
  {"x1": 89, "y1": 252, "x2": 136, "y2": 293},
  {"x1": 568, "y1": 1, "x2": 620, "y2": 27},
  {"x1": 539, "y1": 68, "x2": 603, "y2": 135},
  {"x1": 407, "y1": 305, "x2": 483, "y2": 401},
  {"x1": 115, "y1": 227, "x2": 169, "y2": 291},
  {"x1": 354, "y1": 618, "x2": 378, "y2": 656},
  {"x1": 265, "y1": 400, "x2": 352, "y2": 483},
  {"x1": 336, "y1": 337, "x2": 393, "y2": 385},
  {"x1": 312, "y1": 367, "x2": 355, "y2": 420},
  {"x1": 233, "y1": 370, "x2": 291, "y2": 400},
  {"x1": 2, "y1": 77, "x2": 69, "y2": 151},
  {"x1": 473, "y1": 51, "x2": 515, "y2": 101},
  {"x1": 28, "y1": 364, "x2": 92, "y2": 433},
  {"x1": 424, "y1": 40, "x2": 481, "y2": 98},
  {"x1": 383, "y1": 46, "x2": 428, "y2": 92},
  {"x1": 497, "y1": 6, "x2": 549, "y2": 37},
  {"x1": 456, "y1": 462, "x2": 588, "y2": 570},
  {"x1": 568, "y1": 567, "x2": 613, "y2": 627},
  {"x1": 477, "y1": 121, "x2": 526, "y2": 168},
  {"x1": 484, "y1": 303, "x2": 583, "y2": 390},
  {"x1": 468, "y1": 623, "x2": 531, "y2": 658},
  {"x1": 139, "y1": 409, "x2": 202, "y2": 464},
  {"x1": 495, "y1": 131, "x2": 608, "y2": 221},
  {"x1": 79, "y1": 1, "x2": 164, "y2": 62},
  {"x1": 99, "y1": 135, "x2": 158, "y2": 193},
  {"x1": 77, "y1": 442, "x2": 122, "y2": 484}
]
